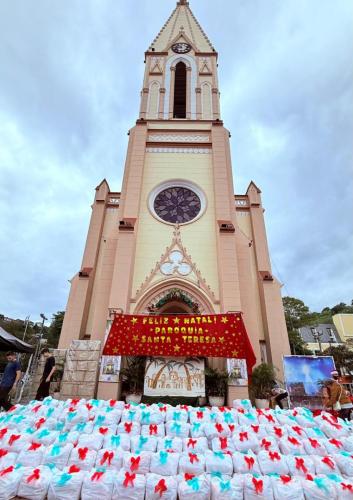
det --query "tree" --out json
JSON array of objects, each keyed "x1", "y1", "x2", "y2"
[
  {"x1": 322, "y1": 345, "x2": 353, "y2": 375},
  {"x1": 288, "y1": 330, "x2": 312, "y2": 355},
  {"x1": 46, "y1": 311, "x2": 65, "y2": 348},
  {"x1": 282, "y1": 297, "x2": 310, "y2": 329}
]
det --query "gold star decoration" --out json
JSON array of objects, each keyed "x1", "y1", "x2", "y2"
[
  {"x1": 112, "y1": 347, "x2": 119, "y2": 354},
  {"x1": 221, "y1": 316, "x2": 229, "y2": 324},
  {"x1": 131, "y1": 317, "x2": 138, "y2": 325},
  {"x1": 232, "y1": 349, "x2": 238, "y2": 357},
  {"x1": 219, "y1": 337, "x2": 225, "y2": 344},
  {"x1": 174, "y1": 345, "x2": 181, "y2": 352},
  {"x1": 173, "y1": 317, "x2": 180, "y2": 324},
  {"x1": 132, "y1": 335, "x2": 139, "y2": 342}
]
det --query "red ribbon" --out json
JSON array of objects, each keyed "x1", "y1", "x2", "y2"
[
  {"x1": 265, "y1": 414, "x2": 275, "y2": 423},
  {"x1": 187, "y1": 438, "x2": 197, "y2": 449},
  {"x1": 252, "y1": 477, "x2": 263, "y2": 494},
  {"x1": 155, "y1": 478, "x2": 168, "y2": 497},
  {"x1": 149, "y1": 425, "x2": 158, "y2": 435},
  {"x1": 101, "y1": 451, "x2": 114, "y2": 466},
  {"x1": 68, "y1": 465, "x2": 80, "y2": 473},
  {"x1": 86, "y1": 403, "x2": 93, "y2": 411},
  {"x1": 244, "y1": 456, "x2": 255, "y2": 470},
  {"x1": 32, "y1": 404, "x2": 41, "y2": 413},
  {"x1": 237, "y1": 408, "x2": 245, "y2": 414},
  {"x1": 26, "y1": 468, "x2": 40, "y2": 483},
  {"x1": 159, "y1": 406, "x2": 167, "y2": 412},
  {"x1": 124, "y1": 422, "x2": 133, "y2": 433},
  {"x1": 329, "y1": 438, "x2": 343, "y2": 448},
  {"x1": 341, "y1": 483, "x2": 353, "y2": 492},
  {"x1": 99, "y1": 427, "x2": 108, "y2": 435},
  {"x1": 78, "y1": 447, "x2": 88, "y2": 460},
  {"x1": 35, "y1": 418, "x2": 46, "y2": 430},
  {"x1": 71, "y1": 399, "x2": 80, "y2": 405},
  {"x1": 0, "y1": 466, "x2": 14, "y2": 477},
  {"x1": 261, "y1": 439, "x2": 271, "y2": 450},
  {"x1": 288, "y1": 437, "x2": 300, "y2": 446},
  {"x1": 274, "y1": 427, "x2": 283, "y2": 438},
  {"x1": 280, "y1": 475, "x2": 291, "y2": 484},
  {"x1": 123, "y1": 472, "x2": 136, "y2": 487},
  {"x1": 28, "y1": 442, "x2": 41, "y2": 451},
  {"x1": 0, "y1": 449, "x2": 8, "y2": 458},
  {"x1": 8, "y1": 434, "x2": 20, "y2": 446},
  {"x1": 251, "y1": 425, "x2": 260, "y2": 434},
  {"x1": 239, "y1": 432, "x2": 248, "y2": 442},
  {"x1": 229, "y1": 424, "x2": 235, "y2": 432},
  {"x1": 189, "y1": 453, "x2": 199, "y2": 464},
  {"x1": 215, "y1": 423, "x2": 224, "y2": 433},
  {"x1": 130, "y1": 456, "x2": 141, "y2": 472},
  {"x1": 269, "y1": 451, "x2": 281, "y2": 461},
  {"x1": 309, "y1": 438, "x2": 319, "y2": 449},
  {"x1": 306, "y1": 474, "x2": 314, "y2": 481},
  {"x1": 185, "y1": 473, "x2": 195, "y2": 481},
  {"x1": 109, "y1": 399, "x2": 117, "y2": 407},
  {"x1": 196, "y1": 411, "x2": 203, "y2": 419},
  {"x1": 322, "y1": 415, "x2": 342, "y2": 429},
  {"x1": 292, "y1": 426, "x2": 303, "y2": 436},
  {"x1": 220, "y1": 437, "x2": 228, "y2": 449},
  {"x1": 180, "y1": 405, "x2": 188, "y2": 411},
  {"x1": 295, "y1": 457, "x2": 308, "y2": 473},
  {"x1": 91, "y1": 471, "x2": 105, "y2": 481},
  {"x1": 0, "y1": 428, "x2": 8, "y2": 439},
  {"x1": 322, "y1": 456, "x2": 335, "y2": 469}
]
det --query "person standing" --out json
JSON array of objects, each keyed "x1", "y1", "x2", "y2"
[
  {"x1": 270, "y1": 384, "x2": 288, "y2": 409},
  {"x1": 0, "y1": 351, "x2": 21, "y2": 411},
  {"x1": 35, "y1": 348, "x2": 56, "y2": 401},
  {"x1": 325, "y1": 370, "x2": 353, "y2": 420}
]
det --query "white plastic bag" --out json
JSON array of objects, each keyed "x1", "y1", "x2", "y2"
[
  {"x1": 123, "y1": 451, "x2": 152, "y2": 474},
  {"x1": 47, "y1": 465, "x2": 86, "y2": 500},
  {"x1": 178, "y1": 473, "x2": 210, "y2": 500},
  {"x1": 205, "y1": 450, "x2": 233, "y2": 476},
  {"x1": 233, "y1": 431, "x2": 259, "y2": 453},
  {"x1": 122, "y1": 408, "x2": 142, "y2": 423},
  {"x1": 265, "y1": 425, "x2": 287, "y2": 440},
  {"x1": 150, "y1": 451, "x2": 180, "y2": 476},
  {"x1": 190, "y1": 422, "x2": 206, "y2": 438},
  {"x1": 0, "y1": 464, "x2": 24, "y2": 500},
  {"x1": 258, "y1": 437, "x2": 280, "y2": 453},
  {"x1": 3, "y1": 432, "x2": 29, "y2": 453},
  {"x1": 141, "y1": 424, "x2": 165, "y2": 438},
  {"x1": 312, "y1": 455, "x2": 339, "y2": 474},
  {"x1": 210, "y1": 474, "x2": 244, "y2": 499},
  {"x1": 17, "y1": 442, "x2": 46, "y2": 467},
  {"x1": 183, "y1": 437, "x2": 208, "y2": 453},
  {"x1": 270, "y1": 474, "x2": 304, "y2": 500},
  {"x1": 323, "y1": 437, "x2": 345, "y2": 454},
  {"x1": 243, "y1": 474, "x2": 274, "y2": 500},
  {"x1": 204, "y1": 423, "x2": 230, "y2": 440},
  {"x1": 103, "y1": 433, "x2": 130, "y2": 451},
  {"x1": 285, "y1": 455, "x2": 315, "y2": 477},
  {"x1": 33, "y1": 429, "x2": 59, "y2": 446},
  {"x1": 165, "y1": 421, "x2": 190, "y2": 439},
  {"x1": 117, "y1": 421, "x2": 141, "y2": 436},
  {"x1": 333, "y1": 451, "x2": 353, "y2": 476},
  {"x1": 232, "y1": 451, "x2": 261, "y2": 475},
  {"x1": 43, "y1": 443, "x2": 73, "y2": 470},
  {"x1": 81, "y1": 469, "x2": 114, "y2": 500},
  {"x1": 303, "y1": 438, "x2": 327, "y2": 456},
  {"x1": 17, "y1": 465, "x2": 52, "y2": 500},
  {"x1": 77, "y1": 431, "x2": 104, "y2": 451},
  {"x1": 278, "y1": 436, "x2": 305, "y2": 455},
  {"x1": 166, "y1": 409, "x2": 188, "y2": 423},
  {"x1": 179, "y1": 452, "x2": 206, "y2": 476},
  {"x1": 237, "y1": 411, "x2": 258, "y2": 427},
  {"x1": 131, "y1": 435, "x2": 157, "y2": 453},
  {"x1": 257, "y1": 450, "x2": 289, "y2": 475},
  {"x1": 140, "y1": 410, "x2": 165, "y2": 426},
  {"x1": 190, "y1": 410, "x2": 211, "y2": 425},
  {"x1": 300, "y1": 475, "x2": 337, "y2": 499},
  {"x1": 157, "y1": 437, "x2": 183, "y2": 453},
  {"x1": 332, "y1": 479, "x2": 353, "y2": 499},
  {"x1": 112, "y1": 469, "x2": 146, "y2": 500},
  {"x1": 145, "y1": 473, "x2": 177, "y2": 500},
  {"x1": 95, "y1": 449, "x2": 123, "y2": 471},
  {"x1": 0, "y1": 448, "x2": 17, "y2": 469},
  {"x1": 211, "y1": 436, "x2": 235, "y2": 453},
  {"x1": 68, "y1": 447, "x2": 97, "y2": 471}
]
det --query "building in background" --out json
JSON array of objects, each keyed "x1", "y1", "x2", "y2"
[
  {"x1": 299, "y1": 324, "x2": 343, "y2": 355},
  {"x1": 58, "y1": 0, "x2": 290, "y2": 401},
  {"x1": 333, "y1": 314, "x2": 353, "y2": 345}
]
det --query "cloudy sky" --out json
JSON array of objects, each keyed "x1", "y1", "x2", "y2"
[{"x1": 0, "y1": 0, "x2": 352, "y2": 324}]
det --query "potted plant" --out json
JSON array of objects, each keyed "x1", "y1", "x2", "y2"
[
  {"x1": 249, "y1": 363, "x2": 276, "y2": 409},
  {"x1": 120, "y1": 356, "x2": 145, "y2": 404},
  {"x1": 205, "y1": 367, "x2": 229, "y2": 406}
]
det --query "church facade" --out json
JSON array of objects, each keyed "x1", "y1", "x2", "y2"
[{"x1": 58, "y1": 0, "x2": 290, "y2": 401}]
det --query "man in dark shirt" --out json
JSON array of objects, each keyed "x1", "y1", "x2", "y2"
[
  {"x1": 0, "y1": 351, "x2": 21, "y2": 411},
  {"x1": 35, "y1": 348, "x2": 56, "y2": 401}
]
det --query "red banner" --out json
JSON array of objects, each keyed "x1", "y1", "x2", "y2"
[{"x1": 103, "y1": 313, "x2": 256, "y2": 374}]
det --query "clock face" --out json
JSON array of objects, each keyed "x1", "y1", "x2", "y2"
[
  {"x1": 154, "y1": 186, "x2": 201, "y2": 224},
  {"x1": 172, "y1": 42, "x2": 192, "y2": 54}
]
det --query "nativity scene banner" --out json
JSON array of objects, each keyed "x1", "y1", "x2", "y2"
[{"x1": 103, "y1": 313, "x2": 256, "y2": 374}]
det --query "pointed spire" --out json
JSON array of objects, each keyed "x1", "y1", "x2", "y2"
[{"x1": 149, "y1": 0, "x2": 215, "y2": 53}]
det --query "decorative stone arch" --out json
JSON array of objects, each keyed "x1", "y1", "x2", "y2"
[
  {"x1": 147, "y1": 80, "x2": 161, "y2": 119},
  {"x1": 164, "y1": 54, "x2": 197, "y2": 119},
  {"x1": 133, "y1": 278, "x2": 216, "y2": 315}
]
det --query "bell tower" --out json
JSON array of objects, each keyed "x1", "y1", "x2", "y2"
[{"x1": 59, "y1": 0, "x2": 290, "y2": 402}]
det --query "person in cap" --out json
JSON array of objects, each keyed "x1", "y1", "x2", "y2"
[
  {"x1": 325, "y1": 370, "x2": 353, "y2": 420},
  {"x1": 0, "y1": 352, "x2": 21, "y2": 411}
]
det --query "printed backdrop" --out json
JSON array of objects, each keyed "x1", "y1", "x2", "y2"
[
  {"x1": 144, "y1": 357, "x2": 205, "y2": 397},
  {"x1": 103, "y1": 313, "x2": 256, "y2": 375}
]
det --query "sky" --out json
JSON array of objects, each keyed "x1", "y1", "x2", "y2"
[{"x1": 0, "y1": 0, "x2": 352, "y2": 324}]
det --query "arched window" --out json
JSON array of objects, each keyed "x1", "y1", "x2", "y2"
[{"x1": 173, "y1": 61, "x2": 187, "y2": 118}]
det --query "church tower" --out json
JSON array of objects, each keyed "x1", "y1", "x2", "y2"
[{"x1": 59, "y1": 0, "x2": 290, "y2": 401}]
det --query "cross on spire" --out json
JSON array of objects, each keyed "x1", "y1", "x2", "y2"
[{"x1": 178, "y1": 0, "x2": 189, "y2": 5}]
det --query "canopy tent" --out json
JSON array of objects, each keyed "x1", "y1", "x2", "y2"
[{"x1": 0, "y1": 326, "x2": 34, "y2": 353}]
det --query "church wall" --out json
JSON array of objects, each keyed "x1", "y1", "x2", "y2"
[{"x1": 131, "y1": 150, "x2": 220, "y2": 304}]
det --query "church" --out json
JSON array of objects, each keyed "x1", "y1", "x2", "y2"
[{"x1": 58, "y1": 0, "x2": 290, "y2": 402}]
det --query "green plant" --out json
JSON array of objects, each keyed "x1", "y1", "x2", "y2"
[
  {"x1": 120, "y1": 356, "x2": 145, "y2": 394},
  {"x1": 205, "y1": 367, "x2": 229, "y2": 397},
  {"x1": 249, "y1": 363, "x2": 276, "y2": 400}
]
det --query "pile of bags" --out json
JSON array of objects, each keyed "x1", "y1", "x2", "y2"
[{"x1": 0, "y1": 396, "x2": 353, "y2": 499}]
